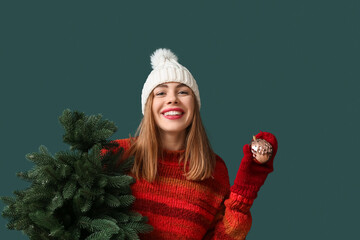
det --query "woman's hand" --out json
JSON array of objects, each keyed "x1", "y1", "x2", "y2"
[{"x1": 231, "y1": 131, "x2": 278, "y2": 199}]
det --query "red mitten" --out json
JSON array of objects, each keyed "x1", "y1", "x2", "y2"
[{"x1": 231, "y1": 131, "x2": 278, "y2": 199}]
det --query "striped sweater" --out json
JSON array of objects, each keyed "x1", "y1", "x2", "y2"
[{"x1": 109, "y1": 139, "x2": 254, "y2": 240}]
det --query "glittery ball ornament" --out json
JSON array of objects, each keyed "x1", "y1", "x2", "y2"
[{"x1": 251, "y1": 136, "x2": 273, "y2": 164}]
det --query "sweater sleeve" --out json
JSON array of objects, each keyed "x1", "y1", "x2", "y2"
[
  {"x1": 220, "y1": 193, "x2": 254, "y2": 239},
  {"x1": 202, "y1": 157, "x2": 254, "y2": 240},
  {"x1": 203, "y1": 193, "x2": 254, "y2": 240},
  {"x1": 205, "y1": 132, "x2": 278, "y2": 239}
]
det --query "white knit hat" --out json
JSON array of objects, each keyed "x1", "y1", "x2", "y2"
[{"x1": 141, "y1": 48, "x2": 201, "y2": 115}]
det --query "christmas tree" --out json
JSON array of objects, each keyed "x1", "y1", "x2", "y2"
[{"x1": 1, "y1": 109, "x2": 153, "y2": 240}]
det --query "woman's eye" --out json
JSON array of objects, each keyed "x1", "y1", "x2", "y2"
[
  {"x1": 178, "y1": 91, "x2": 189, "y2": 95},
  {"x1": 155, "y1": 92, "x2": 165, "y2": 96}
]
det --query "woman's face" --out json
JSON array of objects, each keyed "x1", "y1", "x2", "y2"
[{"x1": 152, "y1": 82, "x2": 195, "y2": 136}]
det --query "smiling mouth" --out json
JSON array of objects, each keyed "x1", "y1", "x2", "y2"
[
  {"x1": 163, "y1": 111, "x2": 184, "y2": 116},
  {"x1": 162, "y1": 111, "x2": 184, "y2": 120}
]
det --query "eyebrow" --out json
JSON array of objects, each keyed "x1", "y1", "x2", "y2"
[{"x1": 155, "y1": 83, "x2": 188, "y2": 88}]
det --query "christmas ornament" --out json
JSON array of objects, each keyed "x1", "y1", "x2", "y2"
[{"x1": 251, "y1": 136, "x2": 273, "y2": 164}]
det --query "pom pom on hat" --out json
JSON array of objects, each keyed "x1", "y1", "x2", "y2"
[
  {"x1": 150, "y1": 48, "x2": 178, "y2": 69},
  {"x1": 141, "y1": 48, "x2": 201, "y2": 115}
]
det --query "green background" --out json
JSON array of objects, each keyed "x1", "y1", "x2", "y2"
[{"x1": 1, "y1": 0, "x2": 359, "y2": 239}]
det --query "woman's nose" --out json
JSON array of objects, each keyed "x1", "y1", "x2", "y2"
[{"x1": 166, "y1": 92, "x2": 178, "y2": 104}]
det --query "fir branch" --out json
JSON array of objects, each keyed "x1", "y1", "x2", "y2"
[
  {"x1": 1, "y1": 109, "x2": 153, "y2": 239},
  {"x1": 47, "y1": 167, "x2": 60, "y2": 180},
  {"x1": 16, "y1": 171, "x2": 34, "y2": 182},
  {"x1": 62, "y1": 180, "x2": 77, "y2": 200},
  {"x1": 0, "y1": 196, "x2": 15, "y2": 206}
]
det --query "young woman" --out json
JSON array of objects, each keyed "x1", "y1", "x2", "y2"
[{"x1": 108, "y1": 49, "x2": 278, "y2": 239}]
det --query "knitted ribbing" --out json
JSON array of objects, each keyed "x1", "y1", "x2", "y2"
[{"x1": 106, "y1": 139, "x2": 254, "y2": 240}]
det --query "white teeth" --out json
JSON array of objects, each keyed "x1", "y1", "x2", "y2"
[{"x1": 163, "y1": 111, "x2": 183, "y2": 116}]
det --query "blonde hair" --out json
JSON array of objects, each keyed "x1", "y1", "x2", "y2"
[{"x1": 127, "y1": 91, "x2": 216, "y2": 182}]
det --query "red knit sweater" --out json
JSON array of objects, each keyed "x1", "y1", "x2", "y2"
[{"x1": 105, "y1": 138, "x2": 254, "y2": 240}]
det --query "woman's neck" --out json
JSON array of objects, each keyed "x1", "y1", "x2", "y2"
[{"x1": 159, "y1": 131, "x2": 186, "y2": 151}]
